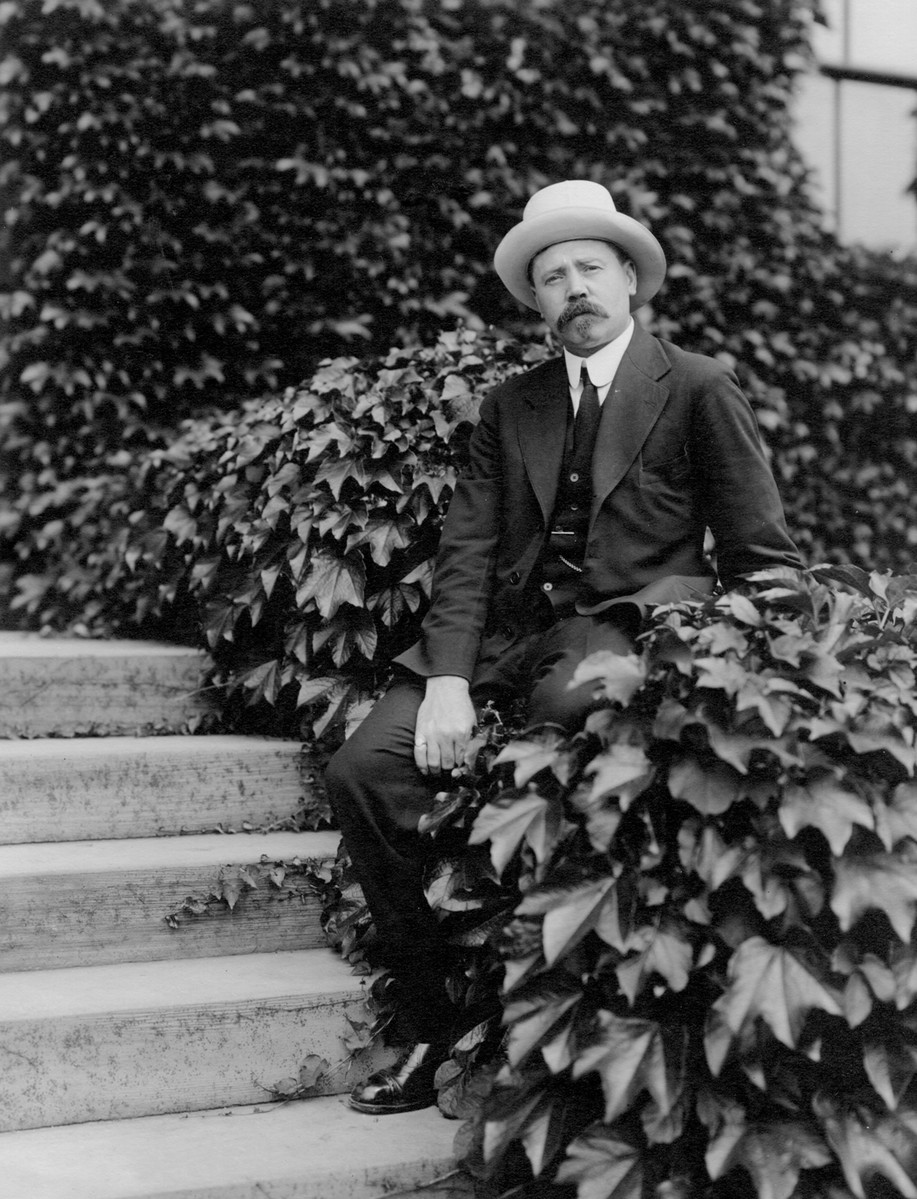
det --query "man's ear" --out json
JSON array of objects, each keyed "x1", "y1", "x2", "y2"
[{"x1": 625, "y1": 259, "x2": 638, "y2": 295}]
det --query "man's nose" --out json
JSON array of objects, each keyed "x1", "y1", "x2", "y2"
[{"x1": 566, "y1": 271, "x2": 587, "y2": 298}]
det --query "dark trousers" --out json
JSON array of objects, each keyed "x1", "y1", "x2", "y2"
[{"x1": 324, "y1": 614, "x2": 634, "y2": 1041}]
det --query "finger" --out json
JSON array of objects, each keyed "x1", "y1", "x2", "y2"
[
  {"x1": 425, "y1": 739, "x2": 444, "y2": 774},
  {"x1": 413, "y1": 736, "x2": 430, "y2": 774}
]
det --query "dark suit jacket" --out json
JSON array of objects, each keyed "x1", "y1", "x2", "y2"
[{"x1": 396, "y1": 323, "x2": 802, "y2": 681}]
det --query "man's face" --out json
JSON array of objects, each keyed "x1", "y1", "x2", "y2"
[{"x1": 530, "y1": 239, "x2": 637, "y2": 355}]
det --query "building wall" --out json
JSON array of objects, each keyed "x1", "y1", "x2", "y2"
[{"x1": 792, "y1": 0, "x2": 917, "y2": 255}]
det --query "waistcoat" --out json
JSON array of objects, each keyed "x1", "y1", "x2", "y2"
[{"x1": 535, "y1": 403, "x2": 597, "y2": 614}]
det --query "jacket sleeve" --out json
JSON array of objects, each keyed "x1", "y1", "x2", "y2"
[
  {"x1": 400, "y1": 390, "x2": 504, "y2": 679},
  {"x1": 689, "y1": 362, "x2": 803, "y2": 588}
]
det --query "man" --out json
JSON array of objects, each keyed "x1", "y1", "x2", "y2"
[{"x1": 326, "y1": 180, "x2": 803, "y2": 1114}]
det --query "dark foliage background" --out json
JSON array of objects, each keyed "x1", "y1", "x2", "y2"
[{"x1": 1, "y1": 0, "x2": 916, "y2": 732}]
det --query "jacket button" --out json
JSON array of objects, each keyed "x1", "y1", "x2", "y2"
[
  {"x1": 502, "y1": 625, "x2": 514, "y2": 639},
  {"x1": 542, "y1": 582, "x2": 553, "y2": 592},
  {"x1": 509, "y1": 571, "x2": 520, "y2": 585},
  {"x1": 569, "y1": 472, "x2": 580, "y2": 483}
]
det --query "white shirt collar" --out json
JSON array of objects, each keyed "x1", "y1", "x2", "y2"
[{"x1": 564, "y1": 317, "x2": 635, "y2": 391}]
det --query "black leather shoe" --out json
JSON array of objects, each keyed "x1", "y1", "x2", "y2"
[{"x1": 349, "y1": 1042, "x2": 447, "y2": 1114}]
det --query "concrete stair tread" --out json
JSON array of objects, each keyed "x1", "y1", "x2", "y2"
[
  {"x1": 0, "y1": 734, "x2": 313, "y2": 844},
  {"x1": 0, "y1": 731, "x2": 300, "y2": 762},
  {"x1": 0, "y1": 633, "x2": 203, "y2": 657},
  {"x1": 0, "y1": 829, "x2": 340, "y2": 877},
  {"x1": 0, "y1": 948, "x2": 361, "y2": 1019},
  {"x1": 0, "y1": 636, "x2": 210, "y2": 737},
  {"x1": 1, "y1": 829, "x2": 343, "y2": 971},
  {"x1": 0, "y1": 1097, "x2": 471, "y2": 1199},
  {"x1": 0, "y1": 950, "x2": 391, "y2": 1130}
]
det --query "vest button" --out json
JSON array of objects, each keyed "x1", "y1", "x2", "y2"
[
  {"x1": 542, "y1": 582, "x2": 553, "y2": 592},
  {"x1": 509, "y1": 571, "x2": 520, "y2": 585},
  {"x1": 569, "y1": 472, "x2": 580, "y2": 483}
]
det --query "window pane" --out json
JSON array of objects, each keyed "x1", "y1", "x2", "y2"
[
  {"x1": 848, "y1": 0, "x2": 917, "y2": 76},
  {"x1": 839, "y1": 80, "x2": 917, "y2": 249}
]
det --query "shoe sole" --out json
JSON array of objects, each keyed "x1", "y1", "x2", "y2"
[{"x1": 348, "y1": 1095, "x2": 437, "y2": 1115}]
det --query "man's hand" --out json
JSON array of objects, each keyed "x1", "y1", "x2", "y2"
[{"x1": 414, "y1": 675, "x2": 476, "y2": 775}]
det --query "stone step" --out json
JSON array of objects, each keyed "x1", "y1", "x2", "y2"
[
  {"x1": 0, "y1": 734, "x2": 313, "y2": 844},
  {"x1": 0, "y1": 634, "x2": 211, "y2": 736},
  {"x1": 0, "y1": 949, "x2": 390, "y2": 1132},
  {"x1": 0, "y1": 1097, "x2": 474, "y2": 1199},
  {"x1": 0, "y1": 830, "x2": 341, "y2": 971}
]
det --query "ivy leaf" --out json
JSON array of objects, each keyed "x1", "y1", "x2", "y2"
[
  {"x1": 571, "y1": 783, "x2": 623, "y2": 854},
  {"x1": 573, "y1": 1011, "x2": 674, "y2": 1124},
  {"x1": 296, "y1": 676, "x2": 336, "y2": 706},
  {"x1": 492, "y1": 732, "x2": 568, "y2": 787},
  {"x1": 678, "y1": 822, "x2": 745, "y2": 890},
  {"x1": 649, "y1": 626, "x2": 696, "y2": 674},
  {"x1": 724, "y1": 592, "x2": 763, "y2": 626},
  {"x1": 163, "y1": 504, "x2": 198, "y2": 544},
  {"x1": 702, "y1": 1095, "x2": 748, "y2": 1181},
  {"x1": 711, "y1": 1121, "x2": 832, "y2": 1199},
  {"x1": 504, "y1": 981, "x2": 583, "y2": 1068},
  {"x1": 697, "y1": 622, "x2": 749, "y2": 656},
  {"x1": 616, "y1": 921, "x2": 693, "y2": 1004},
  {"x1": 555, "y1": 1125, "x2": 643, "y2": 1199},
  {"x1": 312, "y1": 610, "x2": 378, "y2": 666},
  {"x1": 469, "y1": 792, "x2": 562, "y2": 876},
  {"x1": 238, "y1": 658, "x2": 282, "y2": 706},
  {"x1": 803, "y1": 648, "x2": 845, "y2": 697},
  {"x1": 366, "y1": 581, "x2": 420, "y2": 627},
  {"x1": 877, "y1": 781, "x2": 917, "y2": 849},
  {"x1": 346, "y1": 516, "x2": 412, "y2": 566},
  {"x1": 811, "y1": 563, "x2": 874, "y2": 599},
  {"x1": 818, "y1": 1100, "x2": 917, "y2": 1199},
  {"x1": 735, "y1": 674, "x2": 799, "y2": 735},
  {"x1": 568, "y1": 650, "x2": 648, "y2": 706},
  {"x1": 296, "y1": 551, "x2": 365, "y2": 619},
  {"x1": 779, "y1": 773, "x2": 874, "y2": 855},
  {"x1": 314, "y1": 454, "x2": 368, "y2": 499},
  {"x1": 668, "y1": 755, "x2": 742, "y2": 815},
  {"x1": 710, "y1": 936, "x2": 841, "y2": 1051},
  {"x1": 846, "y1": 730, "x2": 916, "y2": 773},
  {"x1": 653, "y1": 697, "x2": 695, "y2": 740},
  {"x1": 534, "y1": 876, "x2": 618, "y2": 966},
  {"x1": 695, "y1": 656, "x2": 749, "y2": 695},
  {"x1": 424, "y1": 856, "x2": 488, "y2": 913},
  {"x1": 701, "y1": 724, "x2": 754, "y2": 773},
  {"x1": 863, "y1": 1035, "x2": 917, "y2": 1110},
  {"x1": 887, "y1": 574, "x2": 917, "y2": 610},
  {"x1": 482, "y1": 1084, "x2": 547, "y2": 1171},
  {"x1": 519, "y1": 1091, "x2": 568, "y2": 1177},
  {"x1": 831, "y1": 850, "x2": 917, "y2": 941},
  {"x1": 585, "y1": 742, "x2": 655, "y2": 811}
]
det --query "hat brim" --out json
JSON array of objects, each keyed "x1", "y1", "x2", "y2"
[{"x1": 494, "y1": 207, "x2": 667, "y2": 311}]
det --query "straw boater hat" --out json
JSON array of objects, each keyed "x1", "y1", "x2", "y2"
[{"x1": 493, "y1": 179, "x2": 667, "y2": 312}]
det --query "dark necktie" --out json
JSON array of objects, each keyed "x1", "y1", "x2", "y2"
[{"x1": 574, "y1": 365, "x2": 601, "y2": 454}]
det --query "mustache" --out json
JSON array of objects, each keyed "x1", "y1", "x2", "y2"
[{"x1": 557, "y1": 300, "x2": 608, "y2": 329}]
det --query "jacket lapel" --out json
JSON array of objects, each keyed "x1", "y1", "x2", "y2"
[
  {"x1": 517, "y1": 357, "x2": 569, "y2": 524},
  {"x1": 591, "y1": 325, "x2": 671, "y2": 522}
]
